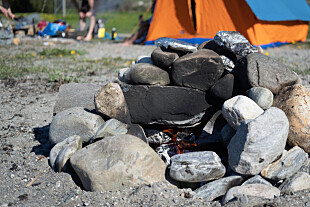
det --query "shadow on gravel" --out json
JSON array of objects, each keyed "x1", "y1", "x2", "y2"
[{"x1": 32, "y1": 125, "x2": 52, "y2": 157}]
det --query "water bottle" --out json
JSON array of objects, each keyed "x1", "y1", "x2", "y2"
[
  {"x1": 98, "y1": 19, "x2": 105, "y2": 38},
  {"x1": 111, "y1": 27, "x2": 116, "y2": 40}
]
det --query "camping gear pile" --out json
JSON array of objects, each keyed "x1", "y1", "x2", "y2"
[{"x1": 0, "y1": 17, "x2": 13, "y2": 44}]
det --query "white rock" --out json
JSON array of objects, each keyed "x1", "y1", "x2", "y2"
[{"x1": 222, "y1": 95, "x2": 264, "y2": 129}]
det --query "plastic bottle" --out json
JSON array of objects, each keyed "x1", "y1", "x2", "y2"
[
  {"x1": 111, "y1": 27, "x2": 117, "y2": 40},
  {"x1": 98, "y1": 19, "x2": 105, "y2": 38}
]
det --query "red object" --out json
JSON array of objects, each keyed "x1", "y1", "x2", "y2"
[{"x1": 37, "y1": 20, "x2": 48, "y2": 30}]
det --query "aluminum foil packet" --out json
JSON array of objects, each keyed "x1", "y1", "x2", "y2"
[
  {"x1": 220, "y1": 55, "x2": 235, "y2": 72},
  {"x1": 155, "y1": 37, "x2": 197, "y2": 52},
  {"x1": 156, "y1": 144, "x2": 178, "y2": 166},
  {"x1": 214, "y1": 31, "x2": 258, "y2": 57}
]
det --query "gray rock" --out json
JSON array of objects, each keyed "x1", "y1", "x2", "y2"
[
  {"x1": 128, "y1": 63, "x2": 170, "y2": 85},
  {"x1": 123, "y1": 85, "x2": 211, "y2": 127},
  {"x1": 151, "y1": 47, "x2": 179, "y2": 69},
  {"x1": 261, "y1": 146, "x2": 308, "y2": 180},
  {"x1": 234, "y1": 53, "x2": 298, "y2": 94},
  {"x1": 228, "y1": 107, "x2": 289, "y2": 175},
  {"x1": 171, "y1": 49, "x2": 224, "y2": 91},
  {"x1": 118, "y1": 68, "x2": 131, "y2": 83},
  {"x1": 127, "y1": 124, "x2": 148, "y2": 144},
  {"x1": 49, "y1": 107, "x2": 105, "y2": 144},
  {"x1": 194, "y1": 175, "x2": 244, "y2": 201},
  {"x1": 245, "y1": 87, "x2": 274, "y2": 110},
  {"x1": 70, "y1": 134, "x2": 166, "y2": 191},
  {"x1": 222, "y1": 184, "x2": 280, "y2": 205},
  {"x1": 49, "y1": 135, "x2": 82, "y2": 172},
  {"x1": 95, "y1": 83, "x2": 131, "y2": 124},
  {"x1": 169, "y1": 151, "x2": 226, "y2": 182},
  {"x1": 53, "y1": 83, "x2": 102, "y2": 115},
  {"x1": 209, "y1": 73, "x2": 234, "y2": 101},
  {"x1": 242, "y1": 175, "x2": 272, "y2": 186},
  {"x1": 91, "y1": 118, "x2": 129, "y2": 142},
  {"x1": 135, "y1": 55, "x2": 152, "y2": 64},
  {"x1": 221, "y1": 124, "x2": 236, "y2": 147},
  {"x1": 222, "y1": 95, "x2": 264, "y2": 130},
  {"x1": 279, "y1": 172, "x2": 310, "y2": 193}
]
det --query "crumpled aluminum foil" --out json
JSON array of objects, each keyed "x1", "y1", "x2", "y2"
[
  {"x1": 214, "y1": 31, "x2": 258, "y2": 57},
  {"x1": 155, "y1": 37, "x2": 197, "y2": 52},
  {"x1": 156, "y1": 144, "x2": 178, "y2": 166},
  {"x1": 220, "y1": 55, "x2": 235, "y2": 72},
  {"x1": 145, "y1": 129, "x2": 171, "y2": 145}
]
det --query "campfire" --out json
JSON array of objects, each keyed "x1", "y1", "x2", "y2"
[
  {"x1": 150, "y1": 128, "x2": 198, "y2": 165},
  {"x1": 48, "y1": 31, "x2": 310, "y2": 203}
]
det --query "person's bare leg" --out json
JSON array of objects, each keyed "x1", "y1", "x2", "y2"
[
  {"x1": 79, "y1": 12, "x2": 86, "y2": 31},
  {"x1": 0, "y1": 6, "x2": 9, "y2": 18},
  {"x1": 84, "y1": 15, "x2": 95, "y2": 41},
  {"x1": 79, "y1": 19, "x2": 86, "y2": 31},
  {"x1": 7, "y1": 8, "x2": 15, "y2": 19}
]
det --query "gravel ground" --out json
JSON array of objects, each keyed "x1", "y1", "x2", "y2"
[{"x1": 0, "y1": 38, "x2": 310, "y2": 207}]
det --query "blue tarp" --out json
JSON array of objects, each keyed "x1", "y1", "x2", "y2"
[
  {"x1": 39, "y1": 23, "x2": 67, "y2": 37},
  {"x1": 245, "y1": 0, "x2": 310, "y2": 21}
]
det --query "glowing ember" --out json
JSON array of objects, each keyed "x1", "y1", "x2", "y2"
[{"x1": 161, "y1": 128, "x2": 197, "y2": 154}]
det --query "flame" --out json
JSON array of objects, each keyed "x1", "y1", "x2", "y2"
[{"x1": 162, "y1": 128, "x2": 197, "y2": 154}]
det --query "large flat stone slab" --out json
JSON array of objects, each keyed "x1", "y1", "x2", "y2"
[
  {"x1": 123, "y1": 85, "x2": 211, "y2": 126},
  {"x1": 53, "y1": 83, "x2": 102, "y2": 115}
]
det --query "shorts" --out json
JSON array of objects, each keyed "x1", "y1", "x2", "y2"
[
  {"x1": 0, "y1": 0, "x2": 10, "y2": 9},
  {"x1": 80, "y1": 0, "x2": 98, "y2": 16}
]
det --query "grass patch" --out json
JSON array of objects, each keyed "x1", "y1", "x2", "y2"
[
  {"x1": 0, "y1": 64, "x2": 46, "y2": 79},
  {"x1": 39, "y1": 48, "x2": 86, "y2": 57},
  {"x1": 0, "y1": 47, "x2": 129, "y2": 83}
]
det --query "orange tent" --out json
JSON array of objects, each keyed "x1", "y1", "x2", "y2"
[{"x1": 145, "y1": 0, "x2": 310, "y2": 48}]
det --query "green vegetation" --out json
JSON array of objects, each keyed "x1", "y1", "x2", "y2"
[
  {"x1": 38, "y1": 48, "x2": 86, "y2": 57},
  {"x1": 0, "y1": 47, "x2": 130, "y2": 84}
]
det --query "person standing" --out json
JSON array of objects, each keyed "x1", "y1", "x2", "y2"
[
  {"x1": 71, "y1": 0, "x2": 98, "y2": 41},
  {"x1": 0, "y1": 0, "x2": 15, "y2": 20}
]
